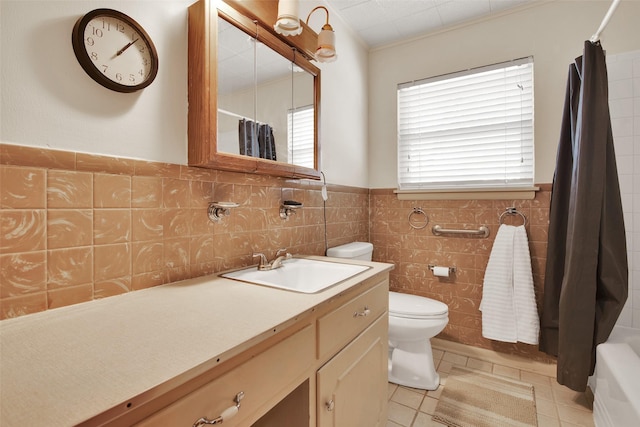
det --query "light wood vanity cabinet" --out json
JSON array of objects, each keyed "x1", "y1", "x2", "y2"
[
  {"x1": 0, "y1": 260, "x2": 393, "y2": 427},
  {"x1": 316, "y1": 279, "x2": 389, "y2": 427},
  {"x1": 137, "y1": 274, "x2": 389, "y2": 427},
  {"x1": 135, "y1": 325, "x2": 315, "y2": 427}
]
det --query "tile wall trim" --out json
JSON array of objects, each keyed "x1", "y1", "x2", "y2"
[{"x1": 0, "y1": 143, "x2": 367, "y2": 194}]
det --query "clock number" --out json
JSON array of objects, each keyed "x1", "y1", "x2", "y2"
[
  {"x1": 91, "y1": 52, "x2": 98, "y2": 61},
  {"x1": 101, "y1": 18, "x2": 110, "y2": 31},
  {"x1": 116, "y1": 23, "x2": 125, "y2": 33},
  {"x1": 91, "y1": 26, "x2": 103, "y2": 38},
  {"x1": 115, "y1": 73, "x2": 123, "y2": 82},
  {"x1": 86, "y1": 37, "x2": 95, "y2": 47},
  {"x1": 102, "y1": 64, "x2": 109, "y2": 74},
  {"x1": 129, "y1": 74, "x2": 136, "y2": 83}
]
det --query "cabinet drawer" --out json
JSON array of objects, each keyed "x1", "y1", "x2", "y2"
[
  {"x1": 136, "y1": 324, "x2": 314, "y2": 427},
  {"x1": 317, "y1": 278, "x2": 388, "y2": 360}
]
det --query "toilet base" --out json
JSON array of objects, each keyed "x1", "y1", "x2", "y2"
[{"x1": 388, "y1": 342, "x2": 440, "y2": 390}]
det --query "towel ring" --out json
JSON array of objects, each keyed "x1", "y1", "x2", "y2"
[
  {"x1": 409, "y1": 207, "x2": 429, "y2": 229},
  {"x1": 499, "y1": 207, "x2": 527, "y2": 226}
]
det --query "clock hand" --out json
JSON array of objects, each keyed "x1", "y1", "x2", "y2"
[{"x1": 116, "y1": 38, "x2": 139, "y2": 56}]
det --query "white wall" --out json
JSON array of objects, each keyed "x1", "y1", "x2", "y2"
[
  {"x1": 302, "y1": 0, "x2": 370, "y2": 187},
  {"x1": 1, "y1": 0, "x2": 190, "y2": 163},
  {"x1": 608, "y1": 49, "x2": 640, "y2": 330},
  {"x1": 367, "y1": 0, "x2": 640, "y2": 188},
  {"x1": 0, "y1": 0, "x2": 370, "y2": 188}
]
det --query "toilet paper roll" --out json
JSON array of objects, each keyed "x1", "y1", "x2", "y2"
[{"x1": 432, "y1": 266, "x2": 450, "y2": 277}]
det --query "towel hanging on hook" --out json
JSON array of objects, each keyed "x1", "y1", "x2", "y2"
[{"x1": 499, "y1": 207, "x2": 527, "y2": 226}]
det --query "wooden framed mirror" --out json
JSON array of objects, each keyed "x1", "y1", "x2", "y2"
[{"x1": 188, "y1": 0, "x2": 321, "y2": 180}]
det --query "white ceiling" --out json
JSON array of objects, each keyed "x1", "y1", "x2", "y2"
[
  {"x1": 217, "y1": 0, "x2": 538, "y2": 94},
  {"x1": 323, "y1": 0, "x2": 535, "y2": 48}
]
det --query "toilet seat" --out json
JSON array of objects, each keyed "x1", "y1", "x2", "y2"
[{"x1": 389, "y1": 292, "x2": 448, "y2": 319}]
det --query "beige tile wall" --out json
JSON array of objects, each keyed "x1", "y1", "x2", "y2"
[
  {"x1": 0, "y1": 143, "x2": 368, "y2": 319},
  {"x1": 0, "y1": 143, "x2": 553, "y2": 364},
  {"x1": 370, "y1": 188, "x2": 554, "y2": 363}
]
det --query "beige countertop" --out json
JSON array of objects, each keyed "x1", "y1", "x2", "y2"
[{"x1": 0, "y1": 256, "x2": 392, "y2": 427}]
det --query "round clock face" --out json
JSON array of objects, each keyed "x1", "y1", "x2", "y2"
[{"x1": 72, "y1": 9, "x2": 159, "y2": 93}]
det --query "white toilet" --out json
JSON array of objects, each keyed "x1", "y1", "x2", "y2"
[{"x1": 326, "y1": 242, "x2": 449, "y2": 391}]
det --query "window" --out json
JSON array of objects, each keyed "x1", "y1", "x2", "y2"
[
  {"x1": 397, "y1": 57, "x2": 534, "y2": 191},
  {"x1": 287, "y1": 105, "x2": 315, "y2": 169}
]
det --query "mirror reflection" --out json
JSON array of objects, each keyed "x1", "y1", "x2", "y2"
[{"x1": 217, "y1": 17, "x2": 315, "y2": 169}]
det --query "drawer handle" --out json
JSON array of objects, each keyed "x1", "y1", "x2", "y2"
[
  {"x1": 354, "y1": 306, "x2": 371, "y2": 317},
  {"x1": 192, "y1": 391, "x2": 244, "y2": 426},
  {"x1": 326, "y1": 399, "x2": 335, "y2": 411}
]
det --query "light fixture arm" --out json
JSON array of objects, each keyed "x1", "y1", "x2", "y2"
[
  {"x1": 274, "y1": 1, "x2": 337, "y2": 63},
  {"x1": 306, "y1": 6, "x2": 330, "y2": 27}
]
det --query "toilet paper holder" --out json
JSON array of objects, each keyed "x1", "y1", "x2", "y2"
[{"x1": 428, "y1": 265, "x2": 457, "y2": 275}]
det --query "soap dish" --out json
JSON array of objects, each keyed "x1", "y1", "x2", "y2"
[
  {"x1": 208, "y1": 201, "x2": 240, "y2": 222},
  {"x1": 283, "y1": 200, "x2": 303, "y2": 209},
  {"x1": 280, "y1": 200, "x2": 302, "y2": 219}
]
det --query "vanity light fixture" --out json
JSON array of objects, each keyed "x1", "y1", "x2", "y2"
[
  {"x1": 208, "y1": 201, "x2": 240, "y2": 223},
  {"x1": 274, "y1": 0, "x2": 303, "y2": 36},
  {"x1": 273, "y1": 1, "x2": 337, "y2": 63},
  {"x1": 306, "y1": 6, "x2": 337, "y2": 63}
]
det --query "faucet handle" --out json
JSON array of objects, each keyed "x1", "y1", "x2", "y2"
[
  {"x1": 252, "y1": 253, "x2": 267, "y2": 267},
  {"x1": 275, "y1": 248, "x2": 288, "y2": 257}
]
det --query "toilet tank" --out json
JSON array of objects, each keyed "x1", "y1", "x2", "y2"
[{"x1": 326, "y1": 242, "x2": 373, "y2": 261}]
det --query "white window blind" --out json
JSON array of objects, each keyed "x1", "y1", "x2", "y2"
[
  {"x1": 287, "y1": 105, "x2": 314, "y2": 169},
  {"x1": 397, "y1": 57, "x2": 534, "y2": 190}
]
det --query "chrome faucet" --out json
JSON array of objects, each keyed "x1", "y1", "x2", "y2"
[
  {"x1": 271, "y1": 249, "x2": 292, "y2": 269},
  {"x1": 253, "y1": 248, "x2": 292, "y2": 271}
]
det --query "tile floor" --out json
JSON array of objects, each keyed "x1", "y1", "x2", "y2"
[{"x1": 386, "y1": 343, "x2": 595, "y2": 427}]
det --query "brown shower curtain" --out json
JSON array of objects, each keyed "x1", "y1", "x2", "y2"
[{"x1": 539, "y1": 41, "x2": 628, "y2": 392}]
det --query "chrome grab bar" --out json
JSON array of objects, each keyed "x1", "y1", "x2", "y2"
[{"x1": 431, "y1": 224, "x2": 490, "y2": 238}]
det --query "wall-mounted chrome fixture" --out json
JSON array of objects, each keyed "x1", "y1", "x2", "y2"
[
  {"x1": 274, "y1": 1, "x2": 337, "y2": 63},
  {"x1": 408, "y1": 207, "x2": 429, "y2": 230},
  {"x1": 280, "y1": 200, "x2": 302, "y2": 220},
  {"x1": 432, "y1": 224, "x2": 490, "y2": 238},
  {"x1": 208, "y1": 201, "x2": 239, "y2": 223}
]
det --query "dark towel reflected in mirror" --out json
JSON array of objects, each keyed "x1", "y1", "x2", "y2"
[{"x1": 238, "y1": 119, "x2": 276, "y2": 161}]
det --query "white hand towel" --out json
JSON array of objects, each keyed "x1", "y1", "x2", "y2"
[
  {"x1": 480, "y1": 224, "x2": 517, "y2": 342},
  {"x1": 480, "y1": 224, "x2": 539, "y2": 344},
  {"x1": 512, "y1": 225, "x2": 540, "y2": 344}
]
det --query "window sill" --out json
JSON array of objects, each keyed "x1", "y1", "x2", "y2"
[{"x1": 394, "y1": 187, "x2": 540, "y2": 200}]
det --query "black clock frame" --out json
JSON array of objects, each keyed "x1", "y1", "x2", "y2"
[{"x1": 71, "y1": 8, "x2": 159, "y2": 93}]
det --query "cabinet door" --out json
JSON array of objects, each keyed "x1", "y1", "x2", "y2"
[{"x1": 317, "y1": 315, "x2": 388, "y2": 427}]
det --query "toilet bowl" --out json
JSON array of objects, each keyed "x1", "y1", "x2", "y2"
[
  {"x1": 326, "y1": 242, "x2": 449, "y2": 390},
  {"x1": 388, "y1": 291, "x2": 448, "y2": 390}
]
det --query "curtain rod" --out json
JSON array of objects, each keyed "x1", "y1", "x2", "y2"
[
  {"x1": 218, "y1": 108, "x2": 247, "y2": 120},
  {"x1": 590, "y1": 0, "x2": 621, "y2": 43},
  {"x1": 218, "y1": 108, "x2": 271, "y2": 127},
  {"x1": 218, "y1": 108, "x2": 263, "y2": 124}
]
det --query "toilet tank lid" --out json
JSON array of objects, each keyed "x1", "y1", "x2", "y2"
[
  {"x1": 326, "y1": 242, "x2": 373, "y2": 258},
  {"x1": 389, "y1": 292, "x2": 448, "y2": 317}
]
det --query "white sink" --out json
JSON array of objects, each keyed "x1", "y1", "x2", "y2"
[{"x1": 221, "y1": 258, "x2": 371, "y2": 293}]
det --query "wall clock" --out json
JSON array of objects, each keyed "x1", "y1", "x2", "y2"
[{"x1": 72, "y1": 8, "x2": 159, "y2": 93}]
